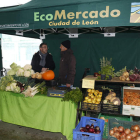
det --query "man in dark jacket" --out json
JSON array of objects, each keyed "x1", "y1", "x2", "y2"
[
  {"x1": 59, "y1": 40, "x2": 76, "y2": 87},
  {"x1": 31, "y1": 43, "x2": 55, "y2": 72}
]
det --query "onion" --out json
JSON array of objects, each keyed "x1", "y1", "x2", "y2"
[
  {"x1": 137, "y1": 130, "x2": 140, "y2": 134},
  {"x1": 113, "y1": 127, "x2": 119, "y2": 132},
  {"x1": 120, "y1": 138, "x2": 126, "y2": 140},
  {"x1": 131, "y1": 125, "x2": 134, "y2": 131},
  {"x1": 109, "y1": 129, "x2": 114, "y2": 136},
  {"x1": 124, "y1": 129, "x2": 131, "y2": 135},
  {"x1": 131, "y1": 131, "x2": 138, "y2": 138},
  {"x1": 112, "y1": 134, "x2": 117, "y2": 138},
  {"x1": 120, "y1": 132, "x2": 126, "y2": 138},
  {"x1": 133, "y1": 125, "x2": 140, "y2": 132},
  {"x1": 118, "y1": 126, "x2": 124, "y2": 133},
  {"x1": 126, "y1": 134, "x2": 132, "y2": 140},
  {"x1": 136, "y1": 136, "x2": 140, "y2": 140},
  {"x1": 114, "y1": 132, "x2": 120, "y2": 139}
]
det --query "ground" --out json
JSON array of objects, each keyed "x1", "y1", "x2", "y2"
[
  {"x1": 0, "y1": 120, "x2": 67, "y2": 140},
  {"x1": 0, "y1": 120, "x2": 107, "y2": 140}
]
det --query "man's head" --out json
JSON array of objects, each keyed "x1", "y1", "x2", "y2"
[
  {"x1": 60, "y1": 40, "x2": 71, "y2": 52},
  {"x1": 39, "y1": 43, "x2": 48, "y2": 54}
]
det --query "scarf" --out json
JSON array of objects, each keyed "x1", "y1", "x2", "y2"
[{"x1": 39, "y1": 51, "x2": 48, "y2": 67}]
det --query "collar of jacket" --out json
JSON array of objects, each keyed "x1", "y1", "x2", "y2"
[{"x1": 61, "y1": 49, "x2": 73, "y2": 57}]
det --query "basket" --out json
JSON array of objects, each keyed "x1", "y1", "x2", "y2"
[
  {"x1": 98, "y1": 113, "x2": 133, "y2": 139},
  {"x1": 81, "y1": 102, "x2": 101, "y2": 112},
  {"x1": 108, "y1": 118, "x2": 140, "y2": 140},
  {"x1": 81, "y1": 88, "x2": 102, "y2": 112},
  {"x1": 73, "y1": 116, "x2": 105, "y2": 140},
  {"x1": 95, "y1": 85, "x2": 122, "y2": 114}
]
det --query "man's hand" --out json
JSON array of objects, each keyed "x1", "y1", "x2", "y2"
[
  {"x1": 66, "y1": 84, "x2": 71, "y2": 87},
  {"x1": 41, "y1": 68, "x2": 47, "y2": 72}
]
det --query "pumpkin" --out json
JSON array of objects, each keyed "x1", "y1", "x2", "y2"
[{"x1": 42, "y1": 70, "x2": 55, "y2": 80}]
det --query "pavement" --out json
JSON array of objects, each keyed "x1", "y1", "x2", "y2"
[
  {"x1": 0, "y1": 120, "x2": 107, "y2": 140},
  {"x1": 0, "y1": 120, "x2": 67, "y2": 140}
]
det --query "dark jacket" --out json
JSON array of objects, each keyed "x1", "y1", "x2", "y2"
[
  {"x1": 59, "y1": 49, "x2": 76, "y2": 85},
  {"x1": 31, "y1": 51, "x2": 55, "y2": 72}
]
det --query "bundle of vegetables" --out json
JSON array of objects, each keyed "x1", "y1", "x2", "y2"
[
  {"x1": 0, "y1": 75, "x2": 15, "y2": 91},
  {"x1": 103, "y1": 91, "x2": 121, "y2": 105},
  {"x1": 119, "y1": 71, "x2": 130, "y2": 81},
  {"x1": 109, "y1": 125, "x2": 140, "y2": 139},
  {"x1": 6, "y1": 82, "x2": 21, "y2": 93},
  {"x1": 22, "y1": 81, "x2": 47, "y2": 97},
  {"x1": 62, "y1": 88, "x2": 83, "y2": 103},
  {"x1": 123, "y1": 91, "x2": 140, "y2": 106},
  {"x1": 22, "y1": 86, "x2": 39, "y2": 97},
  {"x1": 31, "y1": 72, "x2": 43, "y2": 79},
  {"x1": 114, "y1": 66, "x2": 128, "y2": 77},
  {"x1": 7, "y1": 62, "x2": 34, "y2": 78},
  {"x1": 31, "y1": 70, "x2": 55, "y2": 81},
  {"x1": 83, "y1": 89, "x2": 102, "y2": 104}
]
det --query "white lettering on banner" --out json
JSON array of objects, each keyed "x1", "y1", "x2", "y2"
[{"x1": 0, "y1": 23, "x2": 29, "y2": 29}]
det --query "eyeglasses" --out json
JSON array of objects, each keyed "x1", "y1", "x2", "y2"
[{"x1": 41, "y1": 47, "x2": 47, "y2": 49}]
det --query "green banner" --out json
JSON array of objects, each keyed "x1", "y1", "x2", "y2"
[{"x1": 0, "y1": 0, "x2": 140, "y2": 30}]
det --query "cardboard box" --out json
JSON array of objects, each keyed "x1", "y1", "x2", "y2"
[
  {"x1": 82, "y1": 75, "x2": 96, "y2": 89},
  {"x1": 122, "y1": 86, "x2": 140, "y2": 116}
]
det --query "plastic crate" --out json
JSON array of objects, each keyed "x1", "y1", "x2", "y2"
[
  {"x1": 81, "y1": 102, "x2": 101, "y2": 112},
  {"x1": 108, "y1": 118, "x2": 140, "y2": 140},
  {"x1": 81, "y1": 88, "x2": 102, "y2": 112},
  {"x1": 73, "y1": 116, "x2": 105, "y2": 140},
  {"x1": 98, "y1": 113, "x2": 133, "y2": 139}
]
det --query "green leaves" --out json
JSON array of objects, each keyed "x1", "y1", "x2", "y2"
[
  {"x1": 0, "y1": 75, "x2": 14, "y2": 91},
  {"x1": 62, "y1": 88, "x2": 83, "y2": 103}
]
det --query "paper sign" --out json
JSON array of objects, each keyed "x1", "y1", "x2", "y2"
[{"x1": 82, "y1": 75, "x2": 96, "y2": 89}]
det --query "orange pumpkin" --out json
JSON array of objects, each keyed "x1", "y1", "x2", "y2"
[{"x1": 42, "y1": 70, "x2": 55, "y2": 80}]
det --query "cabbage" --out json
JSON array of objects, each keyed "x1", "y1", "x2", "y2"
[
  {"x1": 13, "y1": 66, "x2": 21, "y2": 72},
  {"x1": 6, "y1": 86, "x2": 11, "y2": 91},
  {"x1": 10, "y1": 83, "x2": 17, "y2": 91},
  {"x1": 24, "y1": 71, "x2": 31, "y2": 77},
  {"x1": 10, "y1": 62, "x2": 17, "y2": 69},
  {"x1": 16, "y1": 68, "x2": 24, "y2": 76},
  {"x1": 13, "y1": 86, "x2": 20, "y2": 93},
  {"x1": 24, "y1": 64, "x2": 32, "y2": 71},
  {"x1": 30, "y1": 70, "x2": 35, "y2": 75},
  {"x1": 7, "y1": 69, "x2": 16, "y2": 76}
]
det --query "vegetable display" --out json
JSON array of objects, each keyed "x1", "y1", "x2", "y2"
[
  {"x1": 123, "y1": 91, "x2": 140, "y2": 106},
  {"x1": 62, "y1": 88, "x2": 83, "y2": 103},
  {"x1": 31, "y1": 72, "x2": 43, "y2": 79},
  {"x1": 7, "y1": 62, "x2": 34, "y2": 77},
  {"x1": 0, "y1": 75, "x2": 15, "y2": 91},
  {"x1": 80, "y1": 124, "x2": 101, "y2": 134},
  {"x1": 83, "y1": 89, "x2": 102, "y2": 104},
  {"x1": 109, "y1": 125, "x2": 140, "y2": 140},
  {"x1": 103, "y1": 91, "x2": 121, "y2": 105}
]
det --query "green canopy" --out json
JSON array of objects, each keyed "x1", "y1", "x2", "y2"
[{"x1": 0, "y1": 0, "x2": 139, "y2": 30}]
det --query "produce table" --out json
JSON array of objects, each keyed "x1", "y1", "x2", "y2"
[
  {"x1": 0, "y1": 91, "x2": 77, "y2": 140},
  {"x1": 77, "y1": 75, "x2": 140, "y2": 121}
]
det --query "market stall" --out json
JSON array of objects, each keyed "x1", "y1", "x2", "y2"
[{"x1": 0, "y1": 0, "x2": 140, "y2": 140}]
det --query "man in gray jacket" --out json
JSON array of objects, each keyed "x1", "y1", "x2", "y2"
[{"x1": 59, "y1": 40, "x2": 76, "y2": 87}]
